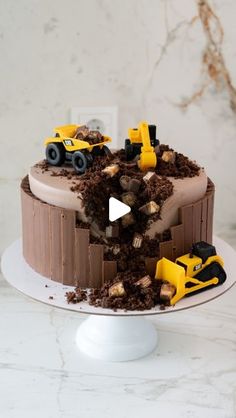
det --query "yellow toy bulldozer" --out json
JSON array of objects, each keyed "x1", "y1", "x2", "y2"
[
  {"x1": 156, "y1": 241, "x2": 227, "y2": 305},
  {"x1": 44, "y1": 124, "x2": 112, "y2": 174},
  {"x1": 125, "y1": 121, "x2": 159, "y2": 171}
]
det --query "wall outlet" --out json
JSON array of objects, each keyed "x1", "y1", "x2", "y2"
[{"x1": 70, "y1": 106, "x2": 118, "y2": 148}]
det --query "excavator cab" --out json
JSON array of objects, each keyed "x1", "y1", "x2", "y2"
[
  {"x1": 176, "y1": 242, "x2": 220, "y2": 278},
  {"x1": 191, "y1": 241, "x2": 217, "y2": 263}
]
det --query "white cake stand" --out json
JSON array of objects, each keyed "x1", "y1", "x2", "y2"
[{"x1": 1, "y1": 237, "x2": 235, "y2": 362}]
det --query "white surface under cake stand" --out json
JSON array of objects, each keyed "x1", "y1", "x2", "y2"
[{"x1": 1, "y1": 237, "x2": 235, "y2": 362}]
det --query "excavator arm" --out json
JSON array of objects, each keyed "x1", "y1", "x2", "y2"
[{"x1": 138, "y1": 121, "x2": 157, "y2": 171}]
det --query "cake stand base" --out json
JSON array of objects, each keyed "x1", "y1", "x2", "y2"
[{"x1": 76, "y1": 315, "x2": 158, "y2": 361}]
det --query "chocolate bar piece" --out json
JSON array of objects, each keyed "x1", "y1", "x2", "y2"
[
  {"x1": 143, "y1": 171, "x2": 156, "y2": 182},
  {"x1": 160, "y1": 283, "x2": 176, "y2": 302},
  {"x1": 135, "y1": 275, "x2": 152, "y2": 288},
  {"x1": 105, "y1": 224, "x2": 119, "y2": 238},
  {"x1": 112, "y1": 244, "x2": 121, "y2": 255},
  {"x1": 132, "y1": 232, "x2": 143, "y2": 248},
  {"x1": 162, "y1": 151, "x2": 176, "y2": 163},
  {"x1": 121, "y1": 192, "x2": 136, "y2": 207},
  {"x1": 102, "y1": 164, "x2": 120, "y2": 177},
  {"x1": 128, "y1": 178, "x2": 141, "y2": 193},
  {"x1": 119, "y1": 175, "x2": 130, "y2": 191},
  {"x1": 109, "y1": 281, "x2": 126, "y2": 298},
  {"x1": 121, "y1": 212, "x2": 135, "y2": 227},
  {"x1": 139, "y1": 201, "x2": 160, "y2": 215}
]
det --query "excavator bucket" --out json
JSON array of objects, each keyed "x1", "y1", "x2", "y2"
[
  {"x1": 155, "y1": 258, "x2": 186, "y2": 305},
  {"x1": 138, "y1": 150, "x2": 157, "y2": 171}
]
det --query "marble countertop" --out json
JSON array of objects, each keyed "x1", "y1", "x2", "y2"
[{"x1": 0, "y1": 268, "x2": 236, "y2": 418}]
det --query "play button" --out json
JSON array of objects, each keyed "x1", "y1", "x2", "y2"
[{"x1": 109, "y1": 197, "x2": 131, "y2": 222}]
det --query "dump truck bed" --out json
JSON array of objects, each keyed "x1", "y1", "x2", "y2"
[
  {"x1": 46, "y1": 124, "x2": 112, "y2": 151},
  {"x1": 54, "y1": 125, "x2": 78, "y2": 138}
]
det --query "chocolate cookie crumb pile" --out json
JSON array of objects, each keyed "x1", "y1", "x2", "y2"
[
  {"x1": 157, "y1": 145, "x2": 200, "y2": 178},
  {"x1": 73, "y1": 125, "x2": 104, "y2": 145},
  {"x1": 70, "y1": 152, "x2": 174, "y2": 232},
  {"x1": 66, "y1": 273, "x2": 170, "y2": 311}
]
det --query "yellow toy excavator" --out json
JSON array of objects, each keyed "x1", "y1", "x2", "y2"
[
  {"x1": 155, "y1": 241, "x2": 227, "y2": 305},
  {"x1": 125, "y1": 121, "x2": 159, "y2": 171}
]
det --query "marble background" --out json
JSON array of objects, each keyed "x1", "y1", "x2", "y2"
[{"x1": 1, "y1": 0, "x2": 236, "y2": 253}]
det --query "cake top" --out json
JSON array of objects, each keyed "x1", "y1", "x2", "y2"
[{"x1": 33, "y1": 120, "x2": 201, "y2": 232}]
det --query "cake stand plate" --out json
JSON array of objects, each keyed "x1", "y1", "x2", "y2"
[{"x1": 1, "y1": 237, "x2": 236, "y2": 361}]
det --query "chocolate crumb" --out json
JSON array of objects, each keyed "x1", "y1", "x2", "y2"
[{"x1": 66, "y1": 288, "x2": 87, "y2": 304}]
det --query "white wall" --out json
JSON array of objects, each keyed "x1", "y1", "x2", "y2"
[{"x1": 1, "y1": 0, "x2": 236, "y2": 252}]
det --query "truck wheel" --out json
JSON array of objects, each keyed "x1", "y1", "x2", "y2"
[
  {"x1": 101, "y1": 145, "x2": 112, "y2": 156},
  {"x1": 46, "y1": 143, "x2": 65, "y2": 166},
  {"x1": 92, "y1": 145, "x2": 111, "y2": 157},
  {"x1": 125, "y1": 139, "x2": 135, "y2": 160},
  {"x1": 72, "y1": 151, "x2": 87, "y2": 174},
  {"x1": 85, "y1": 151, "x2": 93, "y2": 167}
]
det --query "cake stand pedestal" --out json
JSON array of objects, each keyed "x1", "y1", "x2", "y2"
[
  {"x1": 76, "y1": 315, "x2": 157, "y2": 361},
  {"x1": 1, "y1": 237, "x2": 236, "y2": 362}
]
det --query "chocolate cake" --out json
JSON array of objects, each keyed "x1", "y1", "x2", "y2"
[{"x1": 21, "y1": 123, "x2": 215, "y2": 310}]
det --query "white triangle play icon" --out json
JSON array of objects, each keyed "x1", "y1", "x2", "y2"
[{"x1": 109, "y1": 197, "x2": 131, "y2": 222}]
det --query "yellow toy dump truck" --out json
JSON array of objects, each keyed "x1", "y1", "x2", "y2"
[
  {"x1": 44, "y1": 124, "x2": 112, "y2": 174},
  {"x1": 156, "y1": 241, "x2": 227, "y2": 305},
  {"x1": 125, "y1": 121, "x2": 159, "y2": 171}
]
